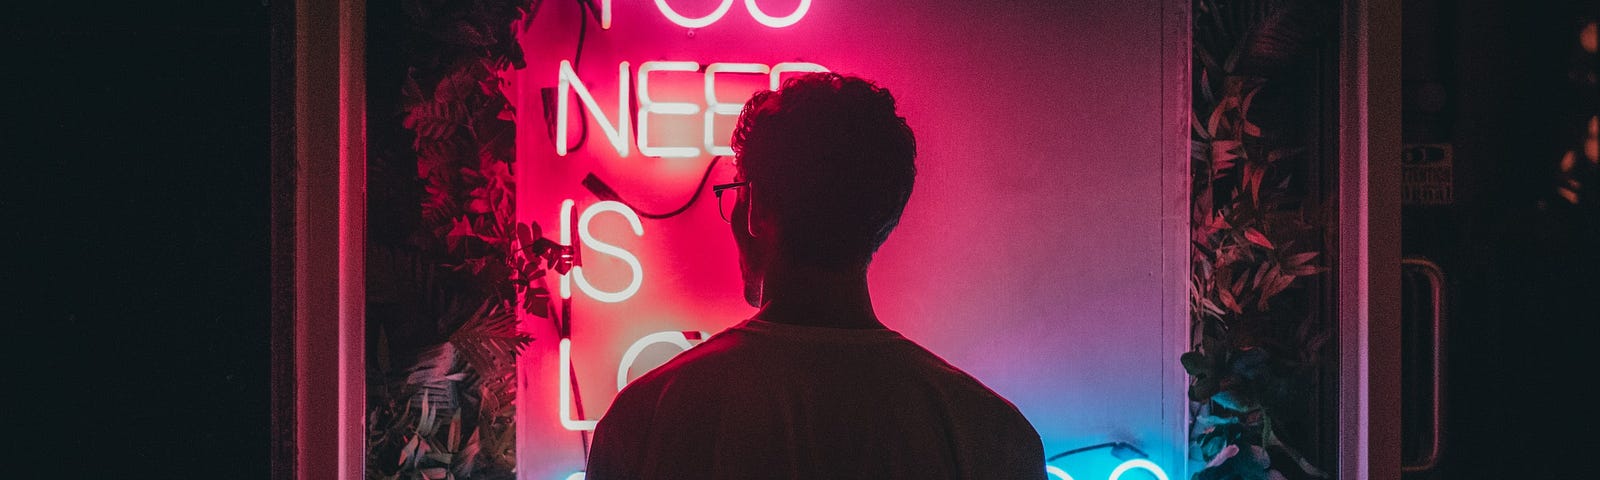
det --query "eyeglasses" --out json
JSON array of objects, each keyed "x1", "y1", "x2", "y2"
[{"x1": 712, "y1": 181, "x2": 749, "y2": 223}]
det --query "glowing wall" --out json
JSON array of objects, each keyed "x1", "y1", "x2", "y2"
[{"x1": 508, "y1": 1, "x2": 1186, "y2": 478}]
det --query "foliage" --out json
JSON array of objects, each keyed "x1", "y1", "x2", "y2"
[
  {"x1": 364, "y1": 1, "x2": 568, "y2": 479},
  {"x1": 1185, "y1": 1, "x2": 1334, "y2": 479}
]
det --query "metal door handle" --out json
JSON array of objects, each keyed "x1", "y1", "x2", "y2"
[{"x1": 1401, "y1": 257, "x2": 1445, "y2": 473}]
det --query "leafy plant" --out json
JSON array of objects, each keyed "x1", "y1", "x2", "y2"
[
  {"x1": 1185, "y1": 1, "x2": 1334, "y2": 479},
  {"x1": 365, "y1": 1, "x2": 562, "y2": 479}
]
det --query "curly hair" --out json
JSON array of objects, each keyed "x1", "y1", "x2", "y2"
[{"x1": 731, "y1": 72, "x2": 917, "y2": 269}]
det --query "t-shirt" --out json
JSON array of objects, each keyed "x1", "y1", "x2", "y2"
[{"x1": 585, "y1": 318, "x2": 1046, "y2": 480}]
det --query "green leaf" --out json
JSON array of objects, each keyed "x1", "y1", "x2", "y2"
[
  {"x1": 1213, "y1": 390, "x2": 1261, "y2": 413},
  {"x1": 1182, "y1": 351, "x2": 1214, "y2": 377}
]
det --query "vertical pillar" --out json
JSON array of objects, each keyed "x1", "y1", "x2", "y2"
[
  {"x1": 289, "y1": 0, "x2": 365, "y2": 478},
  {"x1": 1159, "y1": 0, "x2": 1194, "y2": 477},
  {"x1": 1339, "y1": 0, "x2": 1402, "y2": 478}
]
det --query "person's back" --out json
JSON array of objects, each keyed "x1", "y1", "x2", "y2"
[
  {"x1": 585, "y1": 73, "x2": 1045, "y2": 479},
  {"x1": 588, "y1": 319, "x2": 1043, "y2": 479}
]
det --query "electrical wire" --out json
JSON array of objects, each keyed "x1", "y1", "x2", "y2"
[
  {"x1": 1047, "y1": 441, "x2": 1149, "y2": 462},
  {"x1": 584, "y1": 156, "x2": 724, "y2": 219},
  {"x1": 565, "y1": 0, "x2": 593, "y2": 152}
]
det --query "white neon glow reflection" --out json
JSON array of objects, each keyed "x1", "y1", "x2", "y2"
[
  {"x1": 598, "y1": 0, "x2": 809, "y2": 29},
  {"x1": 744, "y1": 0, "x2": 811, "y2": 28},
  {"x1": 638, "y1": 61, "x2": 704, "y2": 158},
  {"x1": 616, "y1": 331, "x2": 709, "y2": 391},
  {"x1": 653, "y1": 0, "x2": 735, "y2": 28},
  {"x1": 565, "y1": 473, "x2": 586, "y2": 480},
  {"x1": 704, "y1": 63, "x2": 770, "y2": 156},
  {"x1": 1107, "y1": 459, "x2": 1170, "y2": 480},
  {"x1": 768, "y1": 62, "x2": 829, "y2": 91},
  {"x1": 574, "y1": 201, "x2": 645, "y2": 303},
  {"x1": 1047, "y1": 465, "x2": 1075, "y2": 480},
  {"x1": 557, "y1": 338, "x2": 598, "y2": 431},
  {"x1": 558, "y1": 199, "x2": 574, "y2": 300},
  {"x1": 557, "y1": 61, "x2": 631, "y2": 157},
  {"x1": 560, "y1": 62, "x2": 827, "y2": 157}
]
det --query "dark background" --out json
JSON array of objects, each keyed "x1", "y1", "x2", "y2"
[
  {"x1": 6, "y1": 1, "x2": 270, "y2": 478},
  {"x1": 1400, "y1": 0, "x2": 1599, "y2": 478}
]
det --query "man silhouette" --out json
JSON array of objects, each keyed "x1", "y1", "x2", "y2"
[{"x1": 586, "y1": 73, "x2": 1045, "y2": 479}]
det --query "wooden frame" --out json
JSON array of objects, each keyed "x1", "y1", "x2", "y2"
[
  {"x1": 271, "y1": 0, "x2": 366, "y2": 479},
  {"x1": 1337, "y1": 0, "x2": 1402, "y2": 478},
  {"x1": 1160, "y1": 0, "x2": 1195, "y2": 477}
]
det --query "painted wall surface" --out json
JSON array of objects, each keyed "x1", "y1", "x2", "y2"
[{"x1": 506, "y1": 1, "x2": 1183, "y2": 478}]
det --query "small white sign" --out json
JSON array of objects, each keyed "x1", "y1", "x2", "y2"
[{"x1": 1403, "y1": 143, "x2": 1454, "y2": 205}]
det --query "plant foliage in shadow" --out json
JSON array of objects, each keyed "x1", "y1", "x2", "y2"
[
  {"x1": 365, "y1": 1, "x2": 568, "y2": 479},
  {"x1": 1187, "y1": 1, "x2": 1335, "y2": 479}
]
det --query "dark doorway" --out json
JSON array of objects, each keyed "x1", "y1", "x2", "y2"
[{"x1": 1400, "y1": 0, "x2": 1599, "y2": 478}]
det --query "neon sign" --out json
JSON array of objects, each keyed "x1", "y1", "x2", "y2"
[
  {"x1": 568, "y1": 200, "x2": 645, "y2": 303},
  {"x1": 527, "y1": 3, "x2": 1169, "y2": 479},
  {"x1": 596, "y1": 0, "x2": 813, "y2": 29},
  {"x1": 556, "y1": 60, "x2": 829, "y2": 158},
  {"x1": 559, "y1": 332, "x2": 709, "y2": 431},
  {"x1": 542, "y1": 1, "x2": 830, "y2": 442}
]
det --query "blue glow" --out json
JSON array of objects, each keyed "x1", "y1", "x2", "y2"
[
  {"x1": 1047, "y1": 464, "x2": 1076, "y2": 480},
  {"x1": 1108, "y1": 459, "x2": 1170, "y2": 480}
]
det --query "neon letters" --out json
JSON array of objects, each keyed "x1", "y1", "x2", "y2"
[
  {"x1": 556, "y1": 60, "x2": 828, "y2": 158},
  {"x1": 1108, "y1": 459, "x2": 1170, "y2": 480},
  {"x1": 597, "y1": 0, "x2": 813, "y2": 29},
  {"x1": 559, "y1": 332, "x2": 707, "y2": 431},
  {"x1": 557, "y1": 199, "x2": 645, "y2": 303}
]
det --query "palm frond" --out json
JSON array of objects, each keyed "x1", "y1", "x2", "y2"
[
  {"x1": 449, "y1": 300, "x2": 532, "y2": 406},
  {"x1": 1228, "y1": 0, "x2": 1335, "y2": 76}
]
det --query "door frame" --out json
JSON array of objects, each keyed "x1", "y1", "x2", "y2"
[
  {"x1": 271, "y1": 0, "x2": 367, "y2": 479},
  {"x1": 1337, "y1": 0, "x2": 1403, "y2": 478}
]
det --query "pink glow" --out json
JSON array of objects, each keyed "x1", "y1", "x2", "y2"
[
  {"x1": 767, "y1": 62, "x2": 828, "y2": 91},
  {"x1": 576, "y1": 61, "x2": 828, "y2": 158},
  {"x1": 559, "y1": 199, "x2": 574, "y2": 300},
  {"x1": 653, "y1": 0, "x2": 736, "y2": 29},
  {"x1": 573, "y1": 201, "x2": 645, "y2": 303},
  {"x1": 704, "y1": 63, "x2": 770, "y2": 155},
  {"x1": 744, "y1": 0, "x2": 811, "y2": 28},
  {"x1": 558, "y1": 338, "x2": 599, "y2": 431},
  {"x1": 510, "y1": 1, "x2": 1188, "y2": 477},
  {"x1": 615, "y1": 331, "x2": 709, "y2": 390},
  {"x1": 600, "y1": 0, "x2": 811, "y2": 29},
  {"x1": 557, "y1": 60, "x2": 631, "y2": 157},
  {"x1": 638, "y1": 61, "x2": 705, "y2": 158}
]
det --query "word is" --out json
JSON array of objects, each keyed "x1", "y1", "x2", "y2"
[{"x1": 558, "y1": 200, "x2": 644, "y2": 303}]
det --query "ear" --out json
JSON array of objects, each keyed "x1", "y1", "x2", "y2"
[{"x1": 745, "y1": 184, "x2": 775, "y2": 239}]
